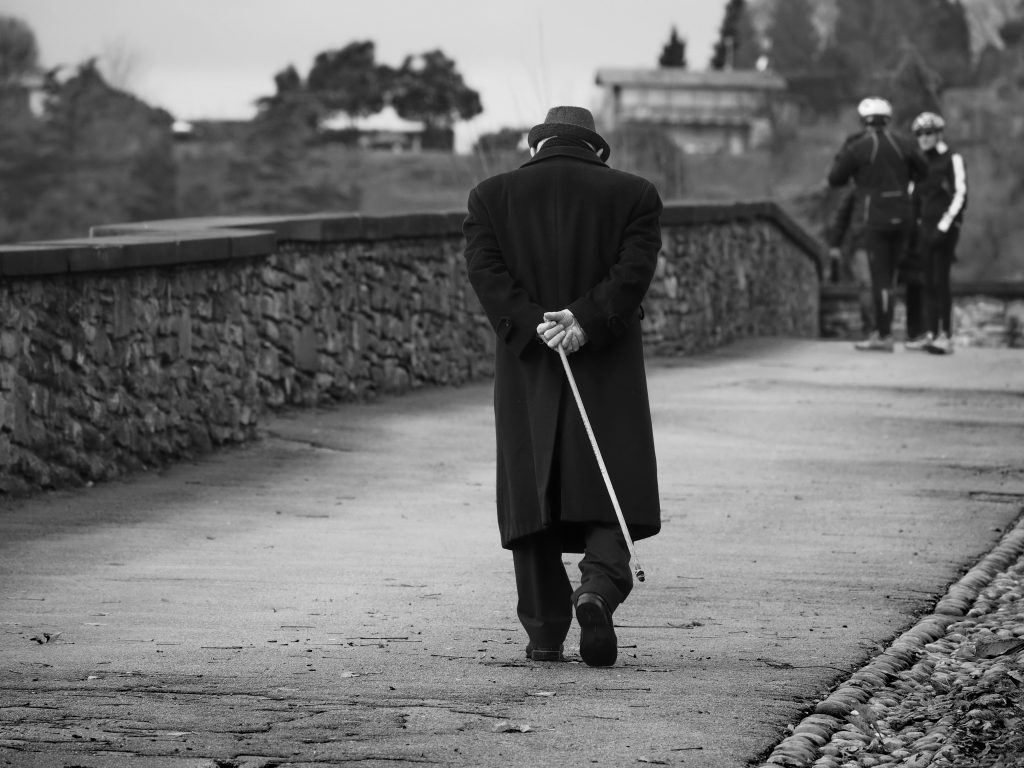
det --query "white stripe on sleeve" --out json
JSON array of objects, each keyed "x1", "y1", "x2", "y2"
[{"x1": 945, "y1": 153, "x2": 967, "y2": 221}]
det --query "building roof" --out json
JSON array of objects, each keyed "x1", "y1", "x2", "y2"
[
  {"x1": 321, "y1": 106, "x2": 424, "y2": 133},
  {"x1": 595, "y1": 68, "x2": 787, "y2": 91}
]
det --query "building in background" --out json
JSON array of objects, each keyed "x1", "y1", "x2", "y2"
[{"x1": 594, "y1": 68, "x2": 797, "y2": 154}]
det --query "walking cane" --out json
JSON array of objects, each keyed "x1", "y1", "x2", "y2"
[{"x1": 556, "y1": 345, "x2": 646, "y2": 583}]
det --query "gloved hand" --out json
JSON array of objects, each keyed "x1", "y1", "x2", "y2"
[{"x1": 536, "y1": 309, "x2": 588, "y2": 354}]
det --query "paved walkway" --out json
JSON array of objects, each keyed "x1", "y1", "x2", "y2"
[{"x1": 1, "y1": 339, "x2": 1022, "y2": 768}]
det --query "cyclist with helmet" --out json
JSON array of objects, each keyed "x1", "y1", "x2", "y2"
[
  {"x1": 828, "y1": 97, "x2": 929, "y2": 351},
  {"x1": 826, "y1": 127, "x2": 873, "y2": 335},
  {"x1": 910, "y1": 111, "x2": 967, "y2": 355}
]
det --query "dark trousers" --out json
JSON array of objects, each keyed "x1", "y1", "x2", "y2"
[
  {"x1": 850, "y1": 248, "x2": 874, "y2": 334},
  {"x1": 903, "y1": 280, "x2": 924, "y2": 340},
  {"x1": 922, "y1": 226, "x2": 959, "y2": 337},
  {"x1": 863, "y1": 228, "x2": 911, "y2": 337},
  {"x1": 511, "y1": 524, "x2": 633, "y2": 649}
]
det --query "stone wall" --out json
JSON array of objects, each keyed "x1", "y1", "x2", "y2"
[
  {"x1": 647, "y1": 204, "x2": 821, "y2": 353},
  {"x1": 0, "y1": 203, "x2": 822, "y2": 494},
  {"x1": 821, "y1": 283, "x2": 1024, "y2": 347}
]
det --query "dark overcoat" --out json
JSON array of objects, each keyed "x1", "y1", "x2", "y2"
[{"x1": 463, "y1": 144, "x2": 663, "y2": 551}]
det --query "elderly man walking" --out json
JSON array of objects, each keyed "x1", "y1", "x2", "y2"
[{"x1": 463, "y1": 106, "x2": 663, "y2": 667}]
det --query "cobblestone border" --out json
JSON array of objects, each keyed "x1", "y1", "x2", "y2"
[{"x1": 757, "y1": 509, "x2": 1024, "y2": 768}]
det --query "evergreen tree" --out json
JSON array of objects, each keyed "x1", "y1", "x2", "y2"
[
  {"x1": 915, "y1": 0, "x2": 973, "y2": 89},
  {"x1": 0, "y1": 16, "x2": 45, "y2": 241},
  {"x1": 822, "y1": 0, "x2": 974, "y2": 97},
  {"x1": 659, "y1": 27, "x2": 687, "y2": 68},
  {"x1": 767, "y1": 0, "x2": 820, "y2": 73},
  {"x1": 822, "y1": 0, "x2": 903, "y2": 92},
  {"x1": 733, "y1": 8, "x2": 764, "y2": 69},
  {"x1": 882, "y1": 45, "x2": 943, "y2": 127},
  {"x1": 30, "y1": 60, "x2": 175, "y2": 235},
  {"x1": 711, "y1": 0, "x2": 761, "y2": 69},
  {"x1": 230, "y1": 65, "x2": 324, "y2": 212}
]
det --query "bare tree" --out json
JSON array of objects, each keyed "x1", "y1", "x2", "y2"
[{"x1": 98, "y1": 38, "x2": 142, "y2": 91}]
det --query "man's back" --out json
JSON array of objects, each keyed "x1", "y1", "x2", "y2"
[
  {"x1": 828, "y1": 128, "x2": 927, "y2": 231},
  {"x1": 472, "y1": 146, "x2": 655, "y2": 306},
  {"x1": 467, "y1": 143, "x2": 662, "y2": 349},
  {"x1": 829, "y1": 128, "x2": 924, "y2": 191}
]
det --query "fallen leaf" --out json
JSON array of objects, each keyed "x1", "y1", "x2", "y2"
[
  {"x1": 492, "y1": 721, "x2": 533, "y2": 733},
  {"x1": 973, "y1": 638, "x2": 1024, "y2": 659},
  {"x1": 30, "y1": 632, "x2": 62, "y2": 644},
  {"x1": 847, "y1": 706, "x2": 883, "y2": 739}
]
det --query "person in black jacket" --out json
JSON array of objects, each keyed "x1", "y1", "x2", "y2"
[
  {"x1": 828, "y1": 97, "x2": 929, "y2": 351},
  {"x1": 910, "y1": 111, "x2": 968, "y2": 355},
  {"x1": 463, "y1": 106, "x2": 662, "y2": 667},
  {"x1": 826, "y1": 128, "x2": 873, "y2": 335}
]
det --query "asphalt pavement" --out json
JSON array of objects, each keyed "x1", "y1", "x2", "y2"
[{"x1": 1, "y1": 338, "x2": 1022, "y2": 768}]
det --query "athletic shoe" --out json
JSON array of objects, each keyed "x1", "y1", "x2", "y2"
[
  {"x1": 904, "y1": 333, "x2": 933, "y2": 351},
  {"x1": 525, "y1": 643, "x2": 564, "y2": 662},
  {"x1": 854, "y1": 332, "x2": 894, "y2": 352},
  {"x1": 575, "y1": 593, "x2": 617, "y2": 667},
  {"x1": 925, "y1": 333, "x2": 954, "y2": 355}
]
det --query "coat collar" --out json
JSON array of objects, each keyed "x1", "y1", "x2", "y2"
[{"x1": 520, "y1": 144, "x2": 608, "y2": 169}]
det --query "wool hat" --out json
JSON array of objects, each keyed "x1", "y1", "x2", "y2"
[{"x1": 527, "y1": 106, "x2": 611, "y2": 161}]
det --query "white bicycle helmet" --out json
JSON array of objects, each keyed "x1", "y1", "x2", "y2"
[
  {"x1": 857, "y1": 97, "x2": 893, "y2": 121},
  {"x1": 912, "y1": 111, "x2": 945, "y2": 133}
]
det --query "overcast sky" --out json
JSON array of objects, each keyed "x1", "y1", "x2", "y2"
[{"x1": 5, "y1": 0, "x2": 724, "y2": 149}]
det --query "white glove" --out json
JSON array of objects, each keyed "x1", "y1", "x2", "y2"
[{"x1": 537, "y1": 309, "x2": 587, "y2": 354}]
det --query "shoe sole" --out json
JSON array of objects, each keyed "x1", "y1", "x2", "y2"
[{"x1": 576, "y1": 601, "x2": 617, "y2": 667}]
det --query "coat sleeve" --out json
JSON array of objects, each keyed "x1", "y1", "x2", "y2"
[
  {"x1": 463, "y1": 187, "x2": 546, "y2": 358},
  {"x1": 567, "y1": 181, "x2": 663, "y2": 351},
  {"x1": 826, "y1": 188, "x2": 856, "y2": 248},
  {"x1": 938, "y1": 152, "x2": 967, "y2": 230},
  {"x1": 827, "y1": 144, "x2": 859, "y2": 188},
  {"x1": 904, "y1": 137, "x2": 929, "y2": 184},
  {"x1": 827, "y1": 131, "x2": 865, "y2": 189}
]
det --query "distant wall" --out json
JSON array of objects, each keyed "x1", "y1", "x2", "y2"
[
  {"x1": 0, "y1": 202, "x2": 822, "y2": 494},
  {"x1": 820, "y1": 283, "x2": 1024, "y2": 347}
]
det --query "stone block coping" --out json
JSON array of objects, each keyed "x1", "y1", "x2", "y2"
[
  {"x1": 0, "y1": 229, "x2": 276, "y2": 277},
  {"x1": 0, "y1": 202, "x2": 826, "y2": 278}
]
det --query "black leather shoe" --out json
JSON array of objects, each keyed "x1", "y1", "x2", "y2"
[
  {"x1": 525, "y1": 642, "x2": 564, "y2": 662},
  {"x1": 575, "y1": 593, "x2": 617, "y2": 667}
]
